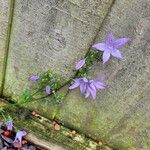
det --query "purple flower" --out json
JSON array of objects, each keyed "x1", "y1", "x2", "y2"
[
  {"x1": 13, "y1": 130, "x2": 27, "y2": 148},
  {"x1": 69, "y1": 77, "x2": 106, "y2": 99},
  {"x1": 92, "y1": 33, "x2": 129, "y2": 64},
  {"x1": 75, "y1": 59, "x2": 85, "y2": 70},
  {"x1": 45, "y1": 85, "x2": 51, "y2": 94},
  {"x1": 30, "y1": 75, "x2": 39, "y2": 81},
  {"x1": 5, "y1": 121, "x2": 13, "y2": 131}
]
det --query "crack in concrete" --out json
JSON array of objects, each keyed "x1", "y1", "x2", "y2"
[
  {"x1": 54, "y1": 0, "x2": 117, "y2": 114},
  {"x1": 1, "y1": 0, "x2": 16, "y2": 96}
]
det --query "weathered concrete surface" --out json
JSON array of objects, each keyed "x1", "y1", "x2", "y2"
[
  {"x1": 57, "y1": 0, "x2": 150, "y2": 150},
  {"x1": 0, "y1": 0, "x2": 11, "y2": 93},
  {"x1": 3, "y1": 0, "x2": 113, "y2": 97},
  {"x1": 2, "y1": 0, "x2": 150, "y2": 149}
]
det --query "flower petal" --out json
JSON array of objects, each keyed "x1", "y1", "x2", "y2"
[
  {"x1": 105, "y1": 33, "x2": 115, "y2": 45},
  {"x1": 93, "y1": 81, "x2": 106, "y2": 89},
  {"x1": 95, "y1": 75, "x2": 107, "y2": 82},
  {"x1": 82, "y1": 77, "x2": 88, "y2": 83},
  {"x1": 45, "y1": 85, "x2": 51, "y2": 94},
  {"x1": 75, "y1": 59, "x2": 85, "y2": 70},
  {"x1": 30, "y1": 75, "x2": 39, "y2": 81},
  {"x1": 85, "y1": 88, "x2": 90, "y2": 98},
  {"x1": 89, "y1": 83, "x2": 96, "y2": 99},
  {"x1": 69, "y1": 79, "x2": 80, "y2": 90},
  {"x1": 113, "y1": 38, "x2": 129, "y2": 48},
  {"x1": 80, "y1": 82, "x2": 86, "y2": 94},
  {"x1": 111, "y1": 49, "x2": 122, "y2": 59},
  {"x1": 6, "y1": 121, "x2": 13, "y2": 131},
  {"x1": 103, "y1": 51, "x2": 111, "y2": 64},
  {"x1": 92, "y1": 43, "x2": 107, "y2": 51}
]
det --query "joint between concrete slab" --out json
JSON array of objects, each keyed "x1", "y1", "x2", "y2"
[
  {"x1": 82, "y1": 0, "x2": 116, "y2": 59},
  {"x1": 1, "y1": 0, "x2": 16, "y2": 95}
]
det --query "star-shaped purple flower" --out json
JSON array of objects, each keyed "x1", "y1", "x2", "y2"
[
  {"x1": 13, "y1": 130, "x2": 27, "y2": 148},
  {"x1": 30, "y1": 75, "x2": 39, "y2": 81},
  {"x1": 45, "y1": 85, "x2": 51, "y2": 95},
  {"x1": 69, "y1": 77, "x2": 106, "y2": 100},
  {"x1": 5, "y1": 121, "x2": 13, "y2": 131},
  {"x1": 92, "y1": 33, "x2": 129, "y2": 64}
]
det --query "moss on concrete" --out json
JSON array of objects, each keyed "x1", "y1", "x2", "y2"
[{"x1": 0, "y1": 103, "x2": 113, "y2": 150}]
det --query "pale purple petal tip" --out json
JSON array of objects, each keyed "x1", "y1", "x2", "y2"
[
  {"x1": 45, "y1": 85, "x2": 51, "y2": 94},
  {"x1": 111, "y1": 49, "x2": 122, "y2": 59},
  {"x1": 85, "y1": 89, "x2": 90, "y2": 98},
  {"x1": 103, "y1": 51, "x2": 111, "y2": 64},
  {"x1": 30, "y1": 75, "x2": 39, "y2": 81},
  {"x1": 92, "y1": 43, "x2": 107, "y2": 51},
  {"x1": 75, "y1": 59, "x2": 85, "y2": 70},
  {"x1": 105, "y1": 32, "x2": 115, "y2": 45},
  {"x1": 90, "y1": 83, "x2": 97, "y2": 99},
  {"x1": 93, "y1": 80, "x2": 106, "y2": 89},
  {"x1": 114, "y1": 37, "x2": 129, "y2": 48}
]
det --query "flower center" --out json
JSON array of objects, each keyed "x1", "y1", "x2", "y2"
[{"x1": 108, "y1": 45, "x2": 113, "y2": 49}]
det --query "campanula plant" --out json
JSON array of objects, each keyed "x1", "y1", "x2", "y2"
[
  {"x1": 19, "y1": 32, "x2": 129, "y2": 103},
  {"x1": 18, "y1": 70, "x2": 65, "y2": 105},
  {"x1": 69, "y1": 33, "x2": 129, "y2": 99}
]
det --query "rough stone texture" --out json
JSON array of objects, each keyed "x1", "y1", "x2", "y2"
[
  {"x1": 3, "y1": 0, "x2": 113, "y2": 97},
  {"x1": 2, "y1": 0, "x2": 150, "y2": 149},
  {"x1": 0, "y1": 0, "x2": 10, "y2": 93},
  {"x1": 57, "y1": 0, "x2": 150, "y2": 150}
]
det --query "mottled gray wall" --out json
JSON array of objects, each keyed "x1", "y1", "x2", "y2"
[
  {"x1": 0, "y1": 0, "x2": 11, "y2": 93},
  {"x1": 1, "y1": 0, "x2": 150, "y2": 150},
  {"x1": 3, "y1": 0, "x2": 113, "y2": 97},
  {"x1": 57, "y1": 0, "x2": 150, "y2": 150}
]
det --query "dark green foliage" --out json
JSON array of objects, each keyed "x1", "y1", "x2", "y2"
[
  {"x1": 77, "y1": 50, "x2": 101, "y2": 77},
  {"x1": 0, "y1": 108, "x2": 12, "y2": 122},
  {"x1": 18, "y1": 70, "x2": 64, "y2": 105},
  {"x1": 38, "y1": 71, "x2": 61, "y2": 91},
  {"x1": 19, "y1": 89, "x2": 33, "y2": 104}
]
